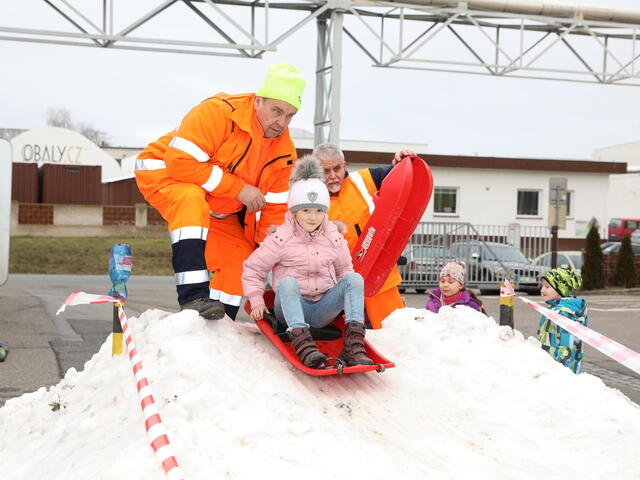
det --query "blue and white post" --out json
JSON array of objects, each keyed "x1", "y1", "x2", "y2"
[{"x1": 109, "y1": 243, "x2": 132, "y2": 356}]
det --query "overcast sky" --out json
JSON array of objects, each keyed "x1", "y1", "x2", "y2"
[{"x1": 2, "y1": 0, "x2": 640, "y2": 159}]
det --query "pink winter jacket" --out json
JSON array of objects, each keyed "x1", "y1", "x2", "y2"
[{"x1": 242, "y1": 211, "x2": 354, "y2": 309}]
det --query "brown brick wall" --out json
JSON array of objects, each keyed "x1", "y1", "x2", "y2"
[
  {"x1": 147, "y1": 207, "x2": 167, "y2": 226},
  {"x1": 103, "y1": 206, "x2": 135, "y2": 225},
  {"x1": 558, "y1": 238, "x2": 586, "y2": 250},
  {"x1": 19, "y1": 204, "x2": 53, "y2": 224},
  {"x1": 604, "y1": 254, "x2": 640, "y2": 285}
]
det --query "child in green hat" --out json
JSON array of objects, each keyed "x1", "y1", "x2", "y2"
[{"x1": 538, "y1": 266, "x2": 588, "y2": 373}]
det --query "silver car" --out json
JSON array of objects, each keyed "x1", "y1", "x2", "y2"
[
  {"x1": 399, "y1": 244, "x2": 449, "y2": 294},
  {"x1": 447, "y1": 241, "x2": 547, "y2": 293},
  {"x1": 531, "y1": 251, "x2": 583, "y2": 275}
]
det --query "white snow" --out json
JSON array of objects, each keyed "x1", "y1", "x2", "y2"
[{"x1": 1, "y1": 305, "x2": 639, "y2": 479}]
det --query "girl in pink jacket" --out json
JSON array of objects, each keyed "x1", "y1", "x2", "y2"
[{"x1": 242, "y1": 155, "x2": 373, "y2": 369}]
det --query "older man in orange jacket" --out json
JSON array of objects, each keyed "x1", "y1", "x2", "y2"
[
  {"x1": 135, "y1": 63, "x2": 306, "y2": 320},
  {"x1": 314, "y1": 143, "x2": 415, "y2": 329}
]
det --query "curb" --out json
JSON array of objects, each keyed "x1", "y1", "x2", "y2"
[{"x1": 580, "y1": 288, "x2": 640, "y2": 296}]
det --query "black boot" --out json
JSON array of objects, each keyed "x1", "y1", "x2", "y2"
[
  {"x1": 289, "y1": 327, "x2": 327, "y2": 369},
  {"x1": 180, "y1": 297, "x2": 225, "y2": 320},
  {"x1": 339, "y1": 322, "x2": 374, "y2": 366}
]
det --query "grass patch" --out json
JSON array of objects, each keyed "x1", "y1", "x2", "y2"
[{"x1": 9, "y1": 237, "x2": 173, "y2": 275}]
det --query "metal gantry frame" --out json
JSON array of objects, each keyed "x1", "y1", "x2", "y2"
[
  {"x1": 314, "y1": 8, "x2": 345, "y2": 145},
  {"x1": 2, "y1": 0, "x2": 640, "y2": 146},
  {"x1": 350, "y1": 2, "x2": 640, "y2": 86}
]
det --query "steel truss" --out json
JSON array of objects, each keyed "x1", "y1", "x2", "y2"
[
  {"x1": 2, "y1": 0, "x2": 640, "y2": 145},
  {"x1": 349, "y1": 1, "x2": 640, "y2": 86}
]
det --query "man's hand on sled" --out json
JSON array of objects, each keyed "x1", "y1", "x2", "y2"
[{"x1": 392, "y1": 149, "x2": 416, "y2": 166}]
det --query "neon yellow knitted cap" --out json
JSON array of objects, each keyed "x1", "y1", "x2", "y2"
[{"x1": 256, "y1": 63, "x2": 306, "y2": 110}]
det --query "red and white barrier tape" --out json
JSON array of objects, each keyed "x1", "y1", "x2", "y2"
[
  {"x1": 56, "y1": 291, "x2": 117, "y2": 313},
  {"x1": 502, "y1": 281, "x2": 640, "y2": 376},
  {"x1": 57, "y1": 292, "x2": 188, "y2": 480},
  {"x1": 500, "y1": 280, "x2": 516, "y2": 298}
]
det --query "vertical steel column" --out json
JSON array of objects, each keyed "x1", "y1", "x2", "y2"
[
  {"x1": 314, "y1": 15, "x2": 329, "y2": 145},
  {"x1": 314, "y1": 10, "x2": 344, "y2": 147},
  {"x1": 329, "y1": 10, "x2": 344, "y2": 145}
]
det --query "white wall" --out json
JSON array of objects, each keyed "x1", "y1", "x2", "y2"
[
  {"x1": 608, "y1": 173, "x2": 640, "y2": 219},
  {"x1": 348, "y1": 164, "x2": 610, "y2": 239},
  {"x1": 426, "y1": 167, "x2": 609, "y2": 238},
  {"x1": 593, "y1": 141, "x2": 640, "y2": 168},
  {"x1": 53, "y1": 205, "x2": 103, "y2": 226},
  {"x1": 592, "y1": 141, "x2": 640, "y2": 222}
]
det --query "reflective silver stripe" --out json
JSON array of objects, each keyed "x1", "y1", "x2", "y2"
[
  {"x1": 201, "y1": 165, "x2": 224, "y2": 192},
  {"x1": 255, "y1": 211, "x2": 261, "y2": 222},
  {"x1": 209, "y1": 288, "x2": 242, "y2": 306},
  {"x1": 175, "y1": 270, "x2": 210, "y2": 285},
  {"x1": 169, "y1": 226, "x2": 208, "y2": 244},
  {"x1": 169, "y1": 136, "x2": 210, "y2": 163},
  {"x1": 134, "y1": 158, "x2": 166, "y2": 171},
  {"x1": 349, "y1": 171, "x2": 375, "y2": 215},
  {"x1": 209, "y1": 210, "x2": 232, "y2": 219},
  {"x1": 264, "y1": 190, "x2": 289, "y2": 204}
]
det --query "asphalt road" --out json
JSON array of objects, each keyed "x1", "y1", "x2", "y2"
[{"x1": 1, "y1": 274, "x2": 639, "y2": 407}]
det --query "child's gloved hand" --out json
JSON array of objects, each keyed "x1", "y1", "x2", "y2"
[{"x1": 250, "y1": 305, "x2": 267, "y2": 322}]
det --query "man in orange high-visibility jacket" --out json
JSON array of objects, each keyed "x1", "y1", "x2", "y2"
[
  {"x1": 314, "y1": 143, "x2": 416, "y2": 329},
  {"x1": 135, "y1": 63, "x2": 306, "y2": 320}
]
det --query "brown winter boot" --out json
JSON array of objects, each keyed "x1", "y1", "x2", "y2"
[
  {"x1": 339, "y1": 322, "x2": 374, "y2": 366},
  {"x1": 289, "y1": 327, "x2": 327, "y2": 369}
]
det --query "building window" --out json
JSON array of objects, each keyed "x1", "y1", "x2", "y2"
[
  {"x1": 566, "y1": 191, "x2": 573, "y2": 217},
  {"x1": 434, "y1": 187, "x2": 458, "y2": 214},
  {"x1": 517, "y1": 190, "x2": 539, "y2": 216}
]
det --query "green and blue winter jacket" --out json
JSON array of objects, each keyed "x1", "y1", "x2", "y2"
[{"x1": 537, "y1": 296, "x2": 588, "y2": 374}]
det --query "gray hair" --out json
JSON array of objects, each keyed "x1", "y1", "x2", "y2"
[{"x1": 312, "y1": 143, "x2": 345, "y2": 163}]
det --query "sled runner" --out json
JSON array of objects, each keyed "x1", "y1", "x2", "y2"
[
  {"x1": 245, "y1": 291, "x2": 395, "y2": 376},
  {"x1": 351, "y1": 156, "x2": 433, "y2": 297}
]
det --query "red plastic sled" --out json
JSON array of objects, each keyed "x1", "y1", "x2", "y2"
[
  {"x1": 245, "y1": 291, "x2": 395, "y2": 376},
  {"x1": 351, "y1": 156, "x2": 433, "y2": 297}
]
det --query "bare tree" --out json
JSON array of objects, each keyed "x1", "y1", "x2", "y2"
[
  {"x1": 77, "y1": 122, "x2": 110, "y2": 147},
  {"x1": 45, "y1": 107, "x2": 111, "y2": 146},
  {"x1": 46, "y1": 107, "x2": 74, "y2": 130}
]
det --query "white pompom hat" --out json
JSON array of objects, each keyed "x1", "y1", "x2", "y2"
[{"x1": 287, "y1": 155, "x2": 330, "y2": 212}]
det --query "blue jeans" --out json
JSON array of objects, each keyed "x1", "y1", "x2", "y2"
[{"x1": 275, "y1": 273, "x2": 365, "y2": 332}]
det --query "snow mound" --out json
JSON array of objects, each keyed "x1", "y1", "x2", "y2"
[{"x1": 1, "y1": 306, "x2": 639, "y2": 479}]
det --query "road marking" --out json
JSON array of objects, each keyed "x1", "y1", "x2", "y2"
[{"x1": 589, "y1": 308, "x2": 640, "y2": 312}]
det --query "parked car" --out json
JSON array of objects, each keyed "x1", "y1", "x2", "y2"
[
  {"x1": 531, "y1": 251, "x2": 582, "y2": 274},
  {"x1": 399, "y1": 244, "x2": 448, "y2": 294},
  {"x1": 447, "y1": 241, "x2": 547, "y2": 293},
  {"x1": 601, "y1": 242, "x2": 640, "y2": 254},
  {"x1": 608, "y1": 218, "x2": 640, "y2": 241},
  {"x1": 631, "y1": 229, "x2": 640, "y2": 244}
]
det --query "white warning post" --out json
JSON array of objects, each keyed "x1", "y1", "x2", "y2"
[{"x1": 0, "y1": 139, "x2": 12, "y2": 286}]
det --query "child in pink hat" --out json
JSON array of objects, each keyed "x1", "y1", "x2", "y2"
[{"x1": 425, "y1": 261, "x2": 485, "y2": 314}]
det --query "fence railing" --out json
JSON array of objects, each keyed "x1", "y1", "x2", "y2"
[{"x1": 398, "y1": 222, "x2": 551, "y2": 293}]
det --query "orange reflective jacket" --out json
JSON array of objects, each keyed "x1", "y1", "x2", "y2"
[
  {"x1": 327, "y1": 167, "x2": 403, "y2": 294},
  {"x1": 135, "y1": 92, "x2": 296, "y2": 244}
]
